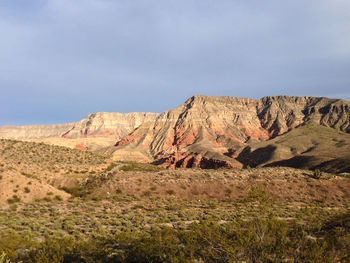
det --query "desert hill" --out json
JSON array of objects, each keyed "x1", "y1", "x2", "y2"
[
  {"x1": 237, "y1": 122, "x2": 350, "y2": 173},
  {"x1": 0, "y1": 139, "x2": 109, "y2": 205},
  {"x1": 0, "y1": 134, "x2": 349, "y2": 263},
  {"x1": 110, "y1": 95, "x2": 350, "y2": 170}
]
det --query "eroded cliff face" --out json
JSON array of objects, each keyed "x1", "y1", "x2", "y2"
[
  {"x1": 112, "y1": 95, "x2": 350, "y2": 168},
  {"x1": 2, "y1": 95, "x2": 349, "y2": 170},
  {"x1": 0, "y1": 123, "x2": 76, "y2": 140},
  {"x1": 62, "y1": 112, "x2": 159, "y2": 140},
  {"x1": 0, "y1": 112, "x2": 159, "y2": 142}
]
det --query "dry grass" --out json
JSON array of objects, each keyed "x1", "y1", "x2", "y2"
[
  {"x1": 80, "y1": 166, "x2": 350, "y2": 206},
  {"x1": 0, "y1": 138, "x2": 349, "y2": 249},
  {"x1": 0, "y1": 139, "x2": 108, "y2": 205}
]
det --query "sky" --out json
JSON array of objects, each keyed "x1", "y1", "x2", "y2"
[{"x1": 0, "y1": 0, "x2": 349, "y2": 125}]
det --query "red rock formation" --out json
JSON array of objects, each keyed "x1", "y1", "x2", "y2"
[
  {"x1": 74, "y1": 144, "x2": 87, "y2": 151},
  {"x1": 111, "y1": 95, "x2": 350, "y2": 168},
  {"x1": 1, "y1": 95, "x2": 349, "y2": 170}
]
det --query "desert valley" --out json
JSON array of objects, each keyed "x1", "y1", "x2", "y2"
[{"x1": 0, "y1": 95, "x2": 349, "y2": 262}]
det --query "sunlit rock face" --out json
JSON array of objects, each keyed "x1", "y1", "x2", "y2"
[
  {"x1": 1, "y1": 95, "x2": 349, "y2": 169},
  {"x1": 0, "y1": 112, "x2": 159, "y2": 141},
  {"x1": 112, "y1": 95, "x2": 350, "y2": 168}
]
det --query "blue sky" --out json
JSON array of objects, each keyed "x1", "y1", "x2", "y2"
[{"x1": 0, "y1": 0, "x2": 349, "y2": 125}]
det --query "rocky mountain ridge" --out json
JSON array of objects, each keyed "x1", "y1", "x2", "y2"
[
  {"x1": 0, "y1": 112, "x2": 159, "y2": 141},
  {"x1": 1, "y1": 95, "x2": 349, "y2": 171},
  {"x1": 111, "y1": 95, "x2": 350, "y2": 170}
]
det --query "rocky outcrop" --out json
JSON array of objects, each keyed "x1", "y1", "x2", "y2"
[
  {"x1": 62, "y1": 112, "x2": 159, "y2": 140},
  {"x1": 0, "y1": 123, "x2": 76, "y2": 140},
  {"x1": 112, "y1": 95, "x2": 350, "y2": 168},
  {"x1": 0, "y1": 112, "x2": 159, "y2": 141}
]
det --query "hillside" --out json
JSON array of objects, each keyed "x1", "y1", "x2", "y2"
[
  {"x1": 0, "y1": 139, "x2": 108, "y2": 205},
  {"x1": 110, "y1": 95, "x2": 350, "y2": 170},
  {"x1": 0, "y1": 137, "x2": 349, "y2": 263},
  {"x1": 237, "y1": 122, "x2": 350, "y2": 172}
]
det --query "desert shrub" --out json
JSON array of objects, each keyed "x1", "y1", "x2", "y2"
[
  {"x1": 0, "y1": 233, "x2": 33, "y2": 261},
  {"x1": 7, "y1": 195, "x2": 20, "y2": 204},
  {"x1": 166, "y1": 189, "x2": 175, "y2": 195},
  {"x1": 0, "y1": 252, "x2": 11, "y2": 263},
  {"x1": 313, "y1": 169, "x2": 322, "y2": 179},
  {"x1": 225, "y1": 188, "x2": 232, "y2": 195},
  {"x1": 54, "y1": 195, "x2": 63, "y2": 201},
  {"x1": 27, "y1": 238, "x2": 72, "y2": 263},
  {"x1": 121, "y1": 162, "x2": 163, "y2": 172},
  {"x1": 1, "y1": 208, "x2": 349, "y2": 262},
  {"x1": 121, "y1": 227, "x2": 187, "y2": 263},
  {"x1": 24, "y1": 187, "x2": 30, "y2": 193},
  {"x1": 59, "y1": 186, "x2": 86, "y2": 198},
  {"x1": 244, "y1": 184, "x2": 271, "y2": 203},
  {"x1": 142, "y1": 191, "x2": 151, "y2": 197}
]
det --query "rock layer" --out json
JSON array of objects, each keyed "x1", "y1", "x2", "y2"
[
  {"x1": 1, "y1": 95, "x2": 349, "y2": 170},
  {"x1": 111, "y1": 95, "x2": 350, "y2": 168},
  {"x1": 0, "y1": 112, "x2": 159, "y2": 142}
]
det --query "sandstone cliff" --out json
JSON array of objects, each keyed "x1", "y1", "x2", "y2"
[
  {"x1": 61, "y1": 112, "x2": 159, "y2": 140},
  {"x1": 2, "y1": 95, "x2": 349, "y2": 171},
  {"x1": 111, "y1": 95, "x2": 350, "y2": 169},
  {"x1": 0, "y1": 123, "x2": 76, "y2": 140},
  {"x1": 0, "y1": 112, "x2": 159, "y2": 142}
]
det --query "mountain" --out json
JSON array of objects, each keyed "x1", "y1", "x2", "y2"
[
  {"x1": 0, "y1": 112, "x2": 159, "y2": 140},
  {"x1": 0, "y1": 122, "x2": 75, "y2": 140},
  {"x1": 1, "y1": 95, "x2": 349, "y2": 172},
  {"x1": 110, "y1": 95, "x2": 350, "y2": 171}
]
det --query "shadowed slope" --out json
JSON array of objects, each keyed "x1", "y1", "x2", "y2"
[{"x1": 237, "y1": 122, "x2": 350, "y2": 172}]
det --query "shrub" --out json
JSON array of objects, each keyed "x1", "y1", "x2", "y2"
[
  {"x1": 313, "y1": 169, "x2": 322, "y2": 179},
  {"x1": 54, "y1": 195, "x2": 63, "y2": 201},
  {"x1": 166, "y1": 189, "x2": 175, "y2": 195},
  {"x1": 7, "y1": 195, "x2": 20, "y2": 204},
  {"x1": 0, "y1": 252, "x2": 11, "y2": 263},
  {"x1": 42, "y1": 197, "x2": 52, "y2": 202},
  {"x1": 244, "y1": 184, "x2": 271, "y2": 203}
]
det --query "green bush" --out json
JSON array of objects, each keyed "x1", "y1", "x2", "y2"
[
  {"x1": 7, "y1": 195, "x2": 20, "y2": 204},
  {"x1": 313, "y1": 169, "x2": 322, "y2": 179},
  {"x1": 0, "y1": 252, "x2": 11, "y2": 263},
  {"x1": 1, "y1": 210, "x2": 349, "y2": 262}
]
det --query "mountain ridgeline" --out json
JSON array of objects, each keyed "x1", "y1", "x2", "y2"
[
  {"x1": 0, "y1": 112, "x2": 159, "y2": 141},
  {"x1": 111, "y1": 95, "x2": 350, "y2": 172},
  {"x1": 1, "y1": 95, "x2": 350, "y2": 172}
]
